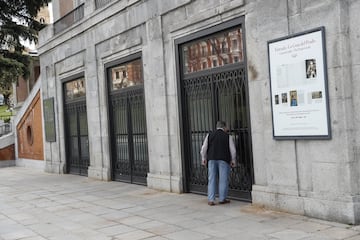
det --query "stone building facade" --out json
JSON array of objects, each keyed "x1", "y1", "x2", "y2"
[{"x1": 38, "y1": 0, "x2": 360, "y2": 224}]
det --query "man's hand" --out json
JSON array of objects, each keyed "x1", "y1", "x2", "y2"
[
  {"x1": 201, "y1": 159, "x2": 207, "y2": 166},
  {"x1": 230, "y1": 161, "x2": 236, "y2": 168}
]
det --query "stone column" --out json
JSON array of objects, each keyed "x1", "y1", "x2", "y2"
[
  {"x1": 51, "y1": 0, "x2": 61, "y2": 22},
  {"x1": 246, "y1": 0, "x2": 300, "y2": 208},
  {"x1": 42, "y1": 61, "x2": 65, "y2": 174},
  {"x1": 142, "y1": 16, "x2": 181, "y2": 192},
  {"x1": 83, "y1": 0, "x2": 95, "y2": 17},
  {"x1": 84, "y1": 33, "x2": 111, "y2": 181}
]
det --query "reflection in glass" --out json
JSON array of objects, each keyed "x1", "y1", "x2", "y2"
[
  {"x1": 110, "y1": 59, "x2": 143, "y2": 91},
  {"x1": 65, "y1": 77, "x2": 86, "y2": 101},
  {"x1": 182, "y1": 27, "x2": 244, "y2": 74}
]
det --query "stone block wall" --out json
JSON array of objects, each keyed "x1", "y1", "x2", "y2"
[{"x1": 247, "y1": 0, "x2": 359, "y2": 224}]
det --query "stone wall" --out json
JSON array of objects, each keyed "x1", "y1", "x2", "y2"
[
  {"x1": 247, "y1": 0, "x2": 359, "y2": 224},
  {"x1": 0, "y1": 144, "x2": 15, "y2": 161},
  {"x1": 16, "y1": 91, "x2": 44, "y2": 160}
]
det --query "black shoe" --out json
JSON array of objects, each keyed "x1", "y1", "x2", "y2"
[{"x1": 219, "y1": 199, "x2": 230, "y2": 204}]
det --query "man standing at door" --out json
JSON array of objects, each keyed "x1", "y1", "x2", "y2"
[{"x1": 200, "y1": 121, "x2": 236, "y2": 206}]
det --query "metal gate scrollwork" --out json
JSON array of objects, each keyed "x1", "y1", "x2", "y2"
[
  {"x1": 183, "y1": 67, "x2": 253, "y2": 201},
  {"x1": 107, "y1": 54, "x2": 149, "y2": 185},
  {"x1": 178, "y1": 19, "x2": 253, "y2": 201},
  {"x1": 64, "y1": 93, "x2": 89, "y2": 176}
]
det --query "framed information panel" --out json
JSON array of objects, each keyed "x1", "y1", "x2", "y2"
[{"x1": 268, "y1": 27, "x2": 331, "y2": 140}]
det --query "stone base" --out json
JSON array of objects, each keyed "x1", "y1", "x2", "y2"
[
  {"x1": 44, "y1": 161, "x2": 64, "y2": 174},
  {"x1": 88, "y1": 166, "x2": 111, "y2": 181},
  {"x1": 252, "y1": 185, "x2": 360, "y2": 224},
  {"x1": 0, "y1": 160, "x2": 15, "y2": 168},
  {"x1": 16, "y1": 158, "x2": 45, "y2": 170},
  {"x1": 147, "y1": 173, "x2": 183, "y2": 193},
  {"x1": 303, "y1": 196, "x2": 360, "y2": 225}
]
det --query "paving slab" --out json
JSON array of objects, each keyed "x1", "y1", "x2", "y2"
[{"x1": 0, "y1": 167, "x2": 359, "y2": 240}]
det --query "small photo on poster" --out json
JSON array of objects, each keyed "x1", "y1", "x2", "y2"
[
  {"x1": 312, "y1": 91, "x2": 322, "y2": 99},
  {"x1": 275, "y1": 94, "x2": 279, "y2": 105},
  {"x1": 306, "y1": 59, "x2": 317, "y2": 79},
  {"x1": 281, "y1": 93, "x2": 288, "y2": 104},
  {"x1": 290, "y1": 90, "x2": 298, "y2": 106},
  {"x1": 311, "y1": 91, "x2": 323, "y2": 103}
]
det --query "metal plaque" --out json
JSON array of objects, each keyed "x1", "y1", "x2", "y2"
[{"x1": 43, "y1": 97, "x2": 56, "y2": 142}]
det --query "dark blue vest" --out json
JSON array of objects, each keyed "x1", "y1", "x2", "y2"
[{"x1": 207, "y1": 129, "x2": 231, "y2": 163}]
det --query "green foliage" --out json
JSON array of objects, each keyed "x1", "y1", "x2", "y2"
[
  {"x1": 3, "y1": 117, "x2": 10, "y2": 123},
  {"x1": 0, "y1": 0, "x2": 50, "y2": 100},
  {"x1": 0, "y1": 105, "x2": 12, "y2": 122}
]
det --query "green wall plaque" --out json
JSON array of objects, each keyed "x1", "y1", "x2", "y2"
[{"x1": 43, "y1": 97, "x2": 56, "y2": 142}]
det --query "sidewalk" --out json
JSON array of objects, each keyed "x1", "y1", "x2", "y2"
[{"x1": 0, "y1": 167, "x2": 359, "y2": 240}]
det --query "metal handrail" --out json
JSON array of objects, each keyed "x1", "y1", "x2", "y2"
[
  {"x1": 0, "y1": 122, "x2": 12, "y2": 137},
  {"x1": 54, "y1": 3, "x2": 85, "y2": 34}
]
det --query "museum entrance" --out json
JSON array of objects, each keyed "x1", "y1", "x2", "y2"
[
  {"x1": 176, "y1": 18, "x2": 253, "y2": 201},
  {"x1": 107, "y1": 54, "x2": 149, "y2": 185},
  {"x1": 63, "y1": 76, "x2": 90, "y2": 176}
]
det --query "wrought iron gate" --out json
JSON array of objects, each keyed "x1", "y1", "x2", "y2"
[
  {"x1": 109, "y1": 87, "x2": 149, "y2": 185},
  {"x1": 177, "y1": 19, "x2": 253, "y2": 201},
  {"x1": 107, "y1": 55, "x2": 149, "y2": 185},
  {"x1": 182, "y1": 67, "x2": 253, "y2": 201},
  {"x1": 64, "y1": 77, "x2": 89, "y2": 176}
]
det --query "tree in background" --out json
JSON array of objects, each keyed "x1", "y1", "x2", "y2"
[{"x1": 0, "y1": 0, "x2": 50, "y2": 107}]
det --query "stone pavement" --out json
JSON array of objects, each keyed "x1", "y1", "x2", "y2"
[{"x1": 0, "y1": 167, "x2": 359, "y2": 240}]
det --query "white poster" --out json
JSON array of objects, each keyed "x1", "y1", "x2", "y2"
[{"x1": 268, "y1": 27, "x2": 331, "y2": 139}]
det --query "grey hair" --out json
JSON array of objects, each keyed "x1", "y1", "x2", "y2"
[{"x1": 216, "y1": 121, "x2": 226, "y2": 129}]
